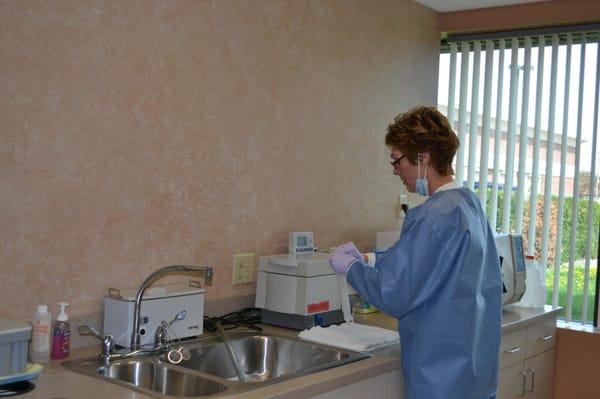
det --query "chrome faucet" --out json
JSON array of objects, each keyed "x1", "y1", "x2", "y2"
[
  {"x1": 79, "y1": 264, "x2": 213, "y2": 366},
  {"x1": 78, "y1": 324, "x2": 169, "y2": 367},
  {"x1": 130, "y1": 265, "x2": 213, "y2": 348}
]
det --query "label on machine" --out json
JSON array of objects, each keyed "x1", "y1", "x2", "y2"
[{"x1": 307, "y1": 300, "x2": 330, "y2": 314}]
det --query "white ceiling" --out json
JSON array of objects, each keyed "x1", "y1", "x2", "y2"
[{"x1": 413, "y1": 0, "x2": 547, "y2": 13}]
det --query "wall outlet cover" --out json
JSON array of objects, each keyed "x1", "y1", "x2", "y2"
[{"x1": 232, "y1": 253, "x2": 255, "y2": 285}]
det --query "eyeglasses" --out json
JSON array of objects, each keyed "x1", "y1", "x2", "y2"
[{"x1": 390, "y1": 155, "x2": 406, "y2": 168}]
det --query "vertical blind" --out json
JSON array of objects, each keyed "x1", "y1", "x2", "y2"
[{"x1": 441, "y1": 29, "x2": 600, "y2": 326}]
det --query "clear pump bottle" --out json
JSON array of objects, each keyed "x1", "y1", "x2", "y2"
[{"x1": 31, "y1": 304, "x2": 52, "y2": 363}]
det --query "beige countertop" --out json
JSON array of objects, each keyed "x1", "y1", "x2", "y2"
[
  {"x1": 501, "y1": 304, "x2": 562, "y2": 333},
  {"x1": 17, "y1": 305, "x2": 561, "y2": 399}
]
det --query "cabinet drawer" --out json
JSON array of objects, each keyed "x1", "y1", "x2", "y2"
[
  {"x1": 500, "y1": 328, "x2": 527, "y2": 369},
  {"x1": 526, "y1": 318, "x2": 556, "y2": 357}
]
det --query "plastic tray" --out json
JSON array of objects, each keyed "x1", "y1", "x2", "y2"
[{"x1": 0, "y1": 365, "x2": 41, "y2": 387}]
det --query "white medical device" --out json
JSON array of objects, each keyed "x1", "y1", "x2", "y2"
[
  {"x1": 495, "y1": 233, "x2": 527, "y2": 305},
  {"x1": 288, "y1": 232, "x2": 314, "y2": 254},
  {"x1": 255, "y1": 252, "x2": 345, "y2": 330},
  {"x1": 104, "y1": 283, "x2": 205, "y2": 347}
]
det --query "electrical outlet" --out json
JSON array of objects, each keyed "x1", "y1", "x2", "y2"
[{"x1": 232, "y1": 253, "x2": 255, "y2": 285}]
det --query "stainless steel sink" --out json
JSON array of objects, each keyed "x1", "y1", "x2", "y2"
[
  {"x1": 177, "y1": 330, "x2": 366, "y2": 383},
  {"x1": 63, "y1": 358, "x2": 229, "y2": 398},
  {"x1": 62, "y1": 329, "x2": 369, "y2": 398}
]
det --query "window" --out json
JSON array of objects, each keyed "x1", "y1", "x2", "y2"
[{"x1": 438, "y1": 27, "x2": 600, "y2": 326}]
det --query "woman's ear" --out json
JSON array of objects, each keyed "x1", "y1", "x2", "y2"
[{"x1": 419, "y1": 151, "x2": 431, "y2": 165}]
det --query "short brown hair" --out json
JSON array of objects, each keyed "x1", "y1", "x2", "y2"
[{"x1": 385, "y1": 106, "x2": 459, "y2": 176}]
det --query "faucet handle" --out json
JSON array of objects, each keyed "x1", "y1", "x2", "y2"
[
  {"x1": 155, "y1": 321, "x2": 170, "y2": 347},
  {"x1": 78, "y1": 324, "x2": 115, "y2": 355},
  {"x1": 169, "y1": 310, "x2": 187, "y2": 325},
  {"x1": 78, "y1": 324, "x2": 105, "y2": 340}
]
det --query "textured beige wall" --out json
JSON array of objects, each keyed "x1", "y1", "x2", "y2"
[{"x1": 1, "y1": 0, "x2": 439, "y2": 320}]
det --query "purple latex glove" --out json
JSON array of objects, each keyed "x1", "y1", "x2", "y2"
[
  {"x1": 329, "y1": 249, "x2": 358, "y2": 275},
  {"x1": 337, "y1": 242, "x2": 363, "y2": 261}
]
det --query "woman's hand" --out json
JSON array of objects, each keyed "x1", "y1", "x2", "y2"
[
  {"x1": 337, "y1": 242, "x2": 364, "y2": 261},
  {"x1": 329, "y1": 249, "x2": 358, "y2": 275}
]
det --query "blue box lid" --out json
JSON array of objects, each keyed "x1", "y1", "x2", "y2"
[{"x1": 0, "y1": 318, "x2": 32, "y2": 345}]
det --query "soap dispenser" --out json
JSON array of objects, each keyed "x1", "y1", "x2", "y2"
[{"x1": 50, "y1": 302, "x2": 70, "y2": 359}]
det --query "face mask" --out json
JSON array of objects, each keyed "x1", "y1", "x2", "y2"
[{"x1": 416, "y1": 155, "x2": 429, "y2": 196}]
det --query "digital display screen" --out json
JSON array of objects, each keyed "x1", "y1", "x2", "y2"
[
  {"x1": 297, "y1": 236, "x2": 307, "y2": 246},
  {"x1": 512, "y1": 236, "x2": 526, "y2": 272}
]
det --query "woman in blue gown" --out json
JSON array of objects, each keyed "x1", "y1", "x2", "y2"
[{"x1": 330, "y1": 106, "x2": 502, "y2": 399}]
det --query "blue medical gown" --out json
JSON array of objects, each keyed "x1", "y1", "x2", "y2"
[{"x1": 347, "y1": 188, "x2": 502, "y2": 399}]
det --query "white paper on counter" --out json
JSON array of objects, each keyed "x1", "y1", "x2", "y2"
[{"x1": 299, "y1": 322, "x2": 399, "y2": 352}]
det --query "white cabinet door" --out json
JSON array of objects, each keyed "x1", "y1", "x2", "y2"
[
  {"x1": 384, "y1": 369, "x2": 405, "y2": 399},
  {"x1": 496, "y1": 349, "x2": 555, "y2": 399},
  {"x1": 311, "y1": 370, "x2": 404, "y2": 399},
  {"x1": 497, "y1": 361, "x2": 526, "y2": 399},
  {"x1": 524, "y1": 349, "x2": 554, "y2": 399},
  {"x1": 310, "y1": 375, "x2": 385, "y2": 399}
]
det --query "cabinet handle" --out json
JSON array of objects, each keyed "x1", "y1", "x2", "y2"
[
  {"x1": 519, "y1": 371, "x2": 527, "y2": 397},
  {"x1": 526, "y1": 368, "x2": 536, "y2": 392},
  {"x1": 505, "y1": 346, "x2": 521, "y2": 353},
  {"x1": 538, "y1": 334, "x2": 553, "y2": 342}
]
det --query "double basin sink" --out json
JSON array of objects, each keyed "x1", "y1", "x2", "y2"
[{"x1": 62, "y1": 329, "x2": 369, "y2": 398}]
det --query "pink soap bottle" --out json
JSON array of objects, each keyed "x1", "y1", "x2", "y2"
[{"x1": 50, "y1": 302, "x2": 70, "y2": 360}]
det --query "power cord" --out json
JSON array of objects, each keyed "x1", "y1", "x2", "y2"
[{"x1": 203, "y1": 307, "x2": 262, "y2": 333}]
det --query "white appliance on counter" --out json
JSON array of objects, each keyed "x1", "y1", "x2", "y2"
[
  {"x1": 495, "y1": 233, "x2": 527, "y2": 305},
  {"x1": 103, "y1": 282, "x2": 205, "y2": 348},
  {"x1": 255, "y1": 252, "x2": 346, "y2": 330}
]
